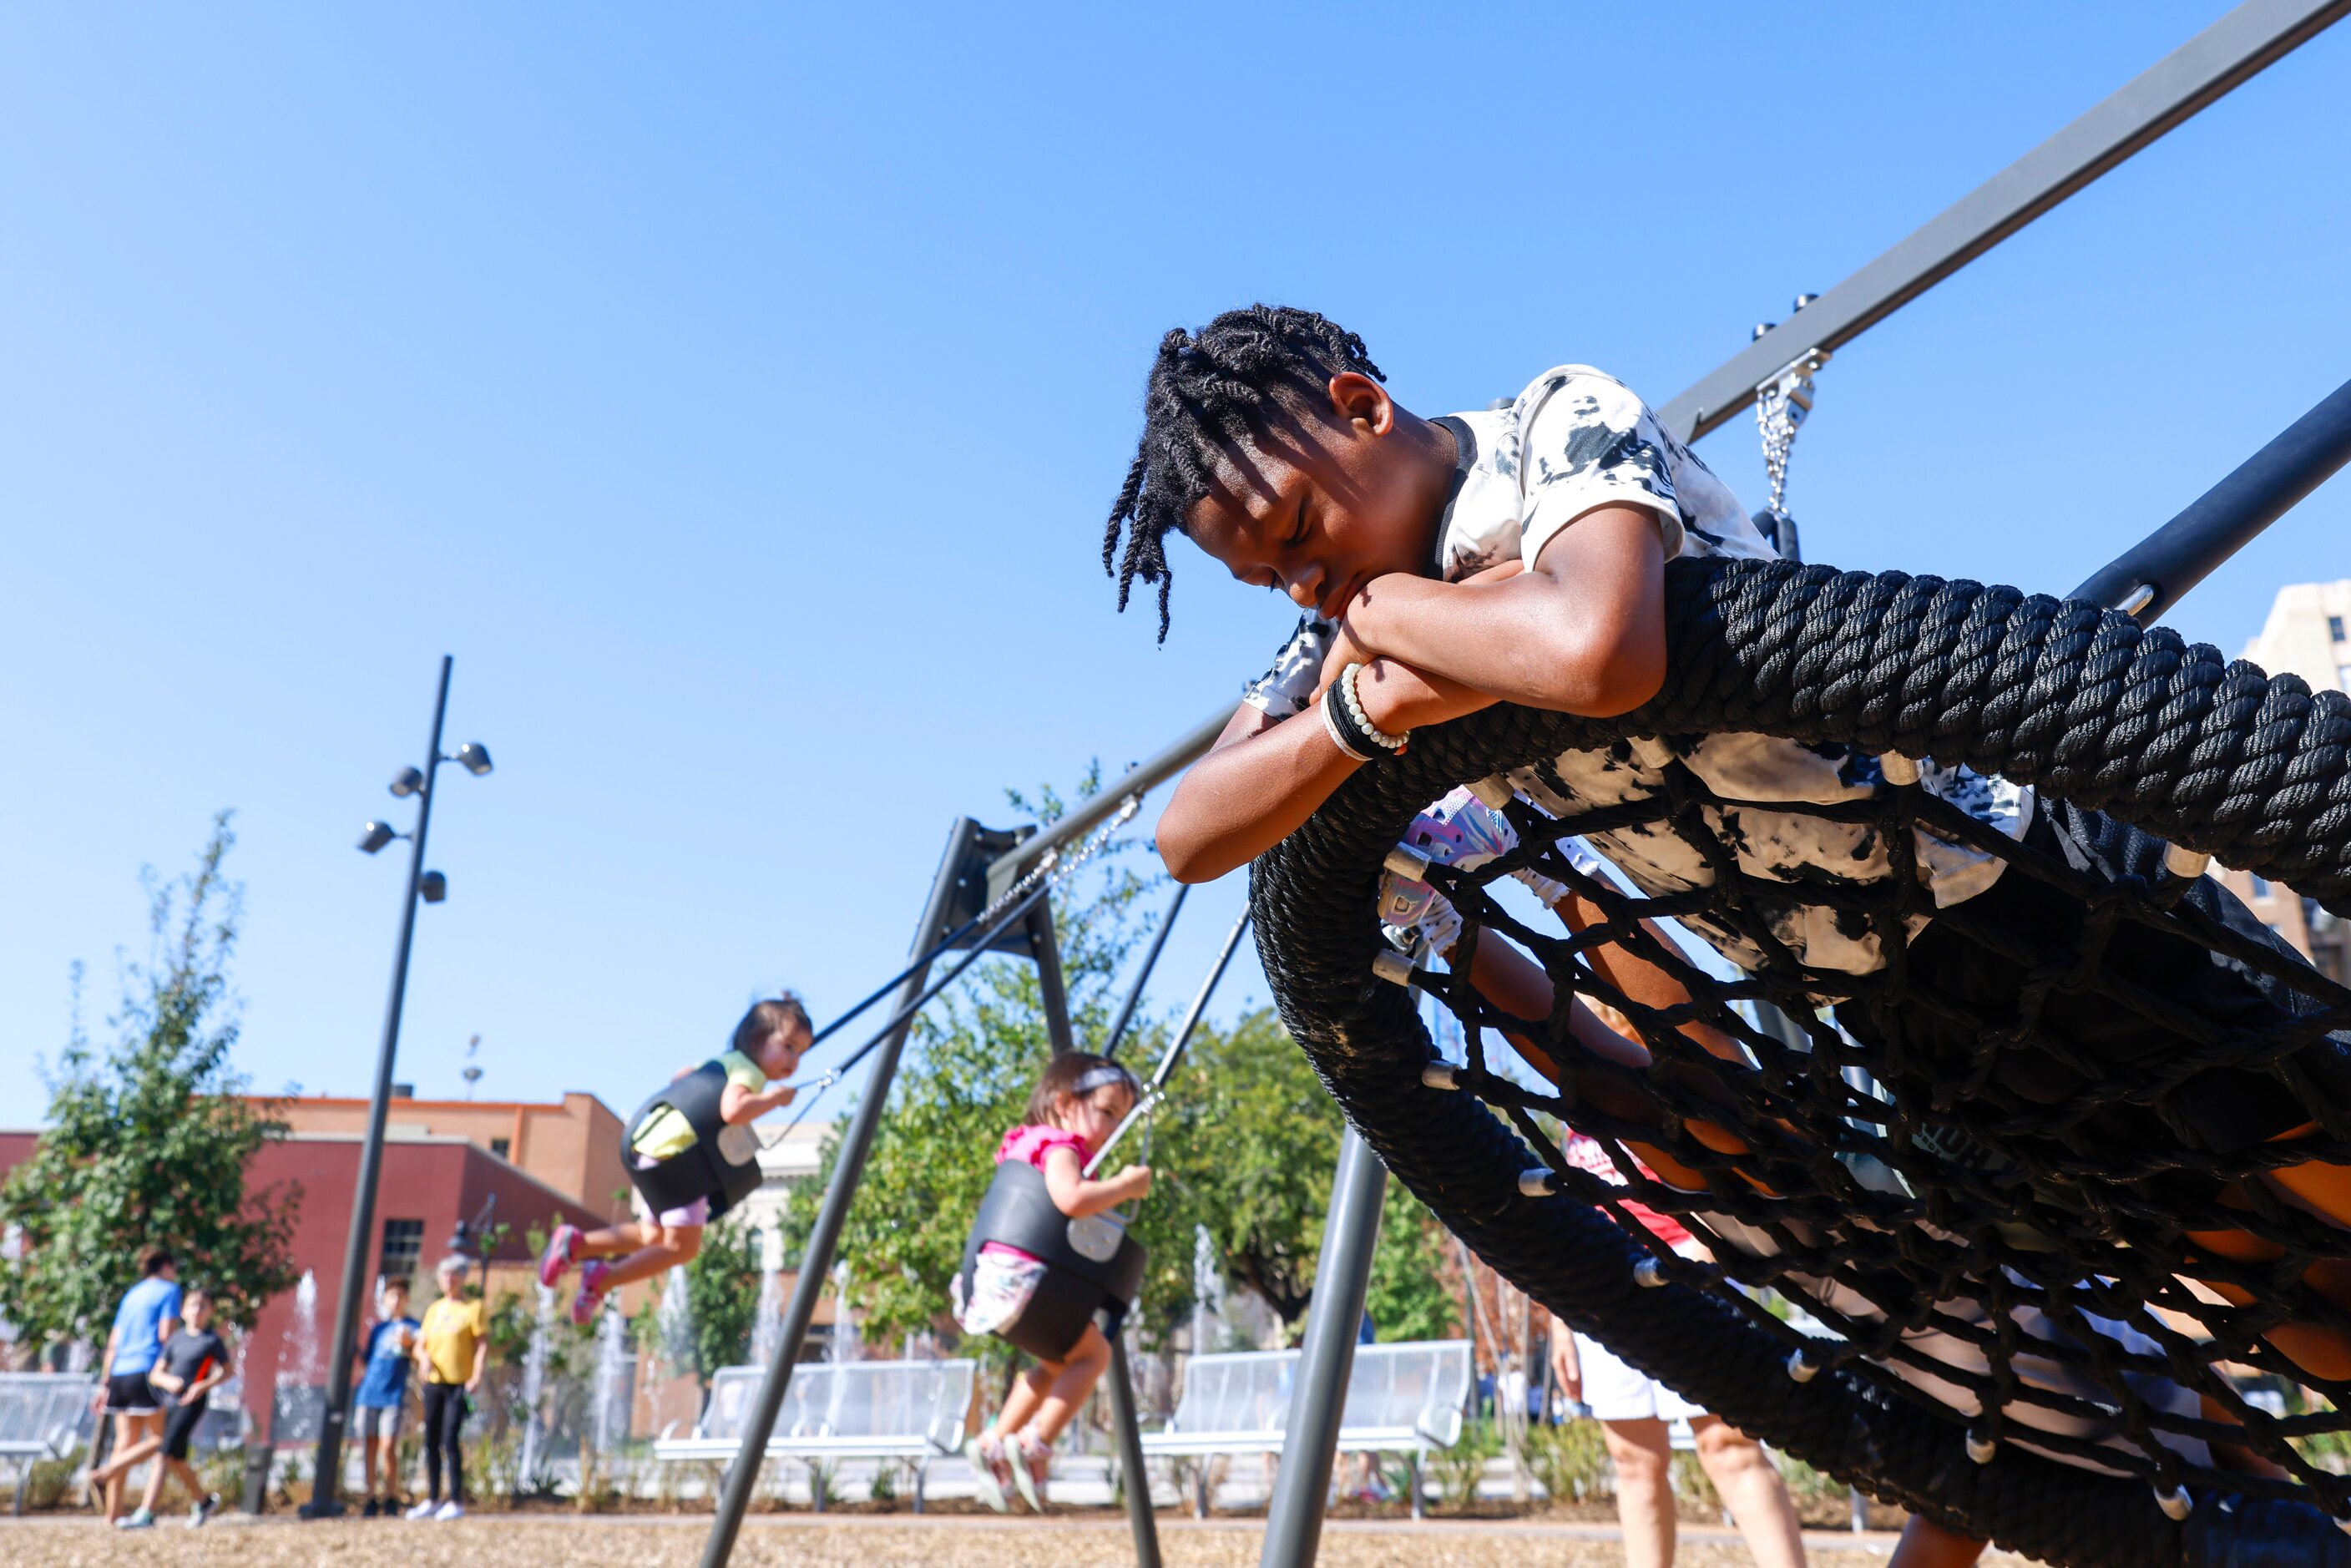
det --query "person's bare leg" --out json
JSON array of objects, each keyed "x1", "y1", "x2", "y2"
[
  {"x1": 1602, "y1": 1418, "x2": 1676, "y2": 1568},
  {"x1": 138, "y1": 1446, "x2": 189, "y2": 1515},
  {"x1": 361, "y1": 1427, "x2": 380, "y2": 1499},
  {"x1": 100, "y1": 1413, "x2": 130, "y2": 1521},
  {"x1": 1691, "y1": 1416, "x2": 1806, "y2": 1568},
  {"x1": 577, "y1": 1222, "x2": 664, "y2": 1259},
  {"x1": 99, "y1": 1412, "x2": 164, "y2": 1518},
  {"x1": 1889, "y1": 1515, "x2": 1989, "y2": 1568},
  {"x1": 988, "y1": 1364, "x2": 1051, "y2": 1440},
  {"x1": 597, "y1": 1226, "x2": 703, "y2": 1291},
  {"x1": 1020, "y1": 1325, "x2": 1110, "y2": 1448}
]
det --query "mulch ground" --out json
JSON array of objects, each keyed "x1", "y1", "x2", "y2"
[{"x1": 0, "y1": 1514, "x2": 2045, "y2": 1565}]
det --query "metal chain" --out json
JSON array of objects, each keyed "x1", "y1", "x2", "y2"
[
  {"x1": 978, "y1": 792, "x2": 1140, "y2": 926},
  {"x1": 1753, "y1": 349, "x2": 1827, "y2": 520}
]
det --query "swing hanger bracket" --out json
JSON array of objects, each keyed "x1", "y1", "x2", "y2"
[{"x1": 1753, "y1": 346, "x2": 1831, "y2": 417}]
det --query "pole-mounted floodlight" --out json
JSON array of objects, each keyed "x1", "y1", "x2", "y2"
[{"x1": 308, "y1": 655, "x2": 493, "y2": 1519}]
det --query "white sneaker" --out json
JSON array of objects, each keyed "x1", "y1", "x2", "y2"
[
  {"x1": 433, "y1": 1500, "x2": 465, "y2": 1521},
  {"x1": 404, "y1": 1500, "x2": 438, "y2": 1520}
]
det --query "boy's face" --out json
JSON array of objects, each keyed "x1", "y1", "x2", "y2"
[
  {"x1": 185, "y1": 1295, "x2": 212, "y2": 1328},
  {"x1": 1184, "y1": 372, "x2": 1449, "y2": 622},
  {"x1": 382, "y1": 1285, "x2": 407, "y2": 1318}
]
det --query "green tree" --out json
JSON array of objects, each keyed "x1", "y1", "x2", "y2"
[
  {"x1": 0, "y1": 814, "x2": 301, "y2": 1342},
  {"x1": 1366, "y1": 1178, "x2": 1460, "y2": 1343},
  {"x1": 681, "y1": 1218, "x2": 762, "y2": 1379},
  {"x1": 1158, "y1": 1008, "x2": 1335, "y2": 1323},
  {"x1": 1164, "y1": 1006, "x2": 1459, "y2": 1341}
]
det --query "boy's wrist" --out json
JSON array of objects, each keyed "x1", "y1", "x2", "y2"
[{"x1": 1353, "y1": 660, "x2": 1412, "y2": 736}]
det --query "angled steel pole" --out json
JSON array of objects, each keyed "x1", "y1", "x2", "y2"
[
  {"x1": 304, "y1": 655, "x2": 452, "y2": 1516},
  {"x1": 2070, "y1": 373, "x2": 2351, "y2": 620},
  {"x1": 1103, "y1": 883, "x2": 1190, "y2": 1060},
  {"x1": 1260, "y1": 1129, "x2": 1388, "y2": 1568},
  {"x1": 698, "y1": 817, "x2": 979, "y2": 1568},
  {"x1": 1659, "y1": 0, "x2": 2349, "y2": 443}
]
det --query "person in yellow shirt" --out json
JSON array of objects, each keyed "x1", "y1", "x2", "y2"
[
  {"x1": 538, "y1": 995, "x2": 811, "y2": 1325},
  {"x1": 404, "y1": 1255, "x2": 487, "y2": 1521}
]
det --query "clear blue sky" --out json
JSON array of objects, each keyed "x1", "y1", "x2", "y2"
[{"x1": 4, "y1": 4, "x2": 2347, "y2": 1125}]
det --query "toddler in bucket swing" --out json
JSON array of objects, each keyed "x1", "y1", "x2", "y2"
[
  {"x1": 538, "y1": 995, "x2": 812, "y2": 1324},
  {"x1": 953, "y1": 1050, "x2": 1151, "y2": 1513},
  {"x1": 1099, "y1": 307, "x2": 2351, "y2": 1387}
]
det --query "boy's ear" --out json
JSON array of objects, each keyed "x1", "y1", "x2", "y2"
[{"x1": 1327, "y1": 372, "x2": 1394, "y2": 437}]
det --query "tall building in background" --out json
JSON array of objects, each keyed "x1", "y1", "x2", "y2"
[{"x1": 2225, "y1": 580, "x2": 2350, "y2": 985}]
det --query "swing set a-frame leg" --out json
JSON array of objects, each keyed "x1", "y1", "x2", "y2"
[
  {"x1": 696, "y1": 816, "x2": 982, "y2": 1568},
  {"x1": 1261, "y1": 1127, "x2": 1388, "y2": 1568}
]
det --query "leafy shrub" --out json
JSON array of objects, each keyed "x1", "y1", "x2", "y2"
[
  {"x1": 1424, "y1": 1417, "x2": 1504, "y2": 1511},
  {"x1": 1523, "y1": 1418, "x2": 1610, "y2": 1505},
  {"x1": 23, "y1": 1445, "x2": 85, "y2": 1511}
]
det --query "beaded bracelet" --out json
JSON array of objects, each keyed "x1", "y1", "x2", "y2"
[{"x1": 1322, "y1": 663, "x2": 1408, "y2": 761}]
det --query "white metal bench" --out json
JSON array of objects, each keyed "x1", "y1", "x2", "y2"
[
  {"x1": 0, "y1": 1373, "x2": 98, "y2": 1515},
  {"x1": 652, "y1": 1358, "x2": 976, "y2": 1512},
  {"x1": 1140, "y1": 1340, "x2": 1473, "y2": 1518}
]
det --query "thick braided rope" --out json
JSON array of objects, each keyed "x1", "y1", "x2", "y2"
[
  {"x1": 1248, "y1": 556, "x2": 2351, "y2": 1567},
  {"x1": 1623, "y1": 558, "x2": 2351, "y2": 911}
]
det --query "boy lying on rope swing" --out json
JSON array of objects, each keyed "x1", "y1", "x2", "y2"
[
  {"x1": 1378, "y1": 786, "x2": 2291, "y2": 1567},
  {"x1": 1100, "y1": 305, "x2": 2351, "y2": 1388}
]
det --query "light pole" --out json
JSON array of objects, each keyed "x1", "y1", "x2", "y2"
[{"x1": 303, "y1": 655, "x2": 493, "y2": 1516}]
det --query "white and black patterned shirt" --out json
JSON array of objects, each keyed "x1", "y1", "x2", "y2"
[{"x1": 1242, "y1": 365, "x2": 2027, "y2": 976}]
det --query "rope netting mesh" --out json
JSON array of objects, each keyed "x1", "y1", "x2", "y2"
[{"x1": 1249, "y1": 556, "x2": 2351, "y2": 1568}]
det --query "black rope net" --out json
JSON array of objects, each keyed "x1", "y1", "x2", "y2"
[{"x1": 1249, "y1": 556, "x2": 2351, "y2": 1568}]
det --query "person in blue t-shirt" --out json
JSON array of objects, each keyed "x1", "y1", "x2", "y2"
[
  {"x1": 86, "y1": 1247, "x2": 184, "y2": 1525},
  {"x1": 351, "y1": 1277, "x2": 422, "y2": 1516}
]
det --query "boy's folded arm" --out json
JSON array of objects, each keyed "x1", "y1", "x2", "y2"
[
  {"x1": 1159, "y1": 659, "x2": 1489, "y2": 883},
  {"x1": 1347, "y1": 505, "x2": 1668, "y2": 717},
  {"x1": 1158, "y1": 704, "x2": 1354, "y2": 883}
]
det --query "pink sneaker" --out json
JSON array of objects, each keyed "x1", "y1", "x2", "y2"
[
  {"x1": 571, "y1": 1260, "x2": 611, "y2": 1327},
  {"x1": 538, "y1": 1224, "x2": 581, "y2": 1288}
]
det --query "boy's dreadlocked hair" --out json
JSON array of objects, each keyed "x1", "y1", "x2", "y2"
[{"x1": 1104, "y1": 305, "x2": 1384, "y2": 641}]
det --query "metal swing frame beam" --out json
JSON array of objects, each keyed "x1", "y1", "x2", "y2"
[{"x1": 1659, "y1": 0, "x2": 2348, "y2": 445}]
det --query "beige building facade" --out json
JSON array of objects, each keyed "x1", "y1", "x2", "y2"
[{"x1": 2224, "y1": 580, "x2": 2351, "y2": 984}]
